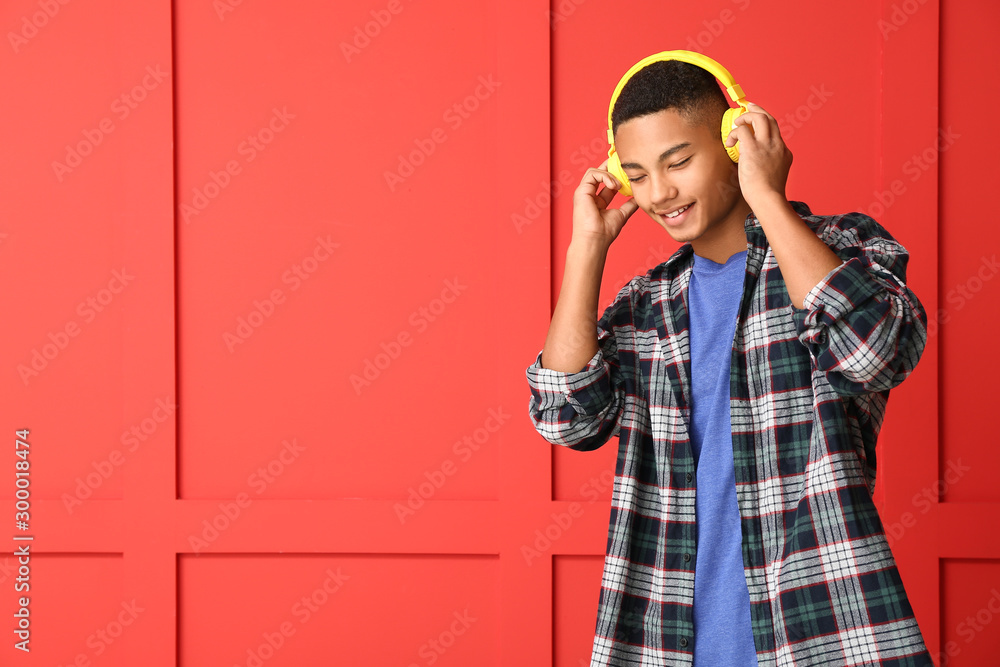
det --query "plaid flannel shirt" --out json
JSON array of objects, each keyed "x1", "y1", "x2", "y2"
[{"x1": 525, "y1": 201, "x2": 933, "y2": 666}]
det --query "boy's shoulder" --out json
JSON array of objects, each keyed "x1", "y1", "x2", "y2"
[{"x1": 785, "y1": 202, "x2": 905, "y2": 252}]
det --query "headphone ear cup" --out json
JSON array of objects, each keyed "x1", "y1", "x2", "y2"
[
  {"x1": 722, "y1": 107, "x2": 743, "y2": 163},
  {"x1": 607, "y1": 148, "x2": 633, "y2": 197}
]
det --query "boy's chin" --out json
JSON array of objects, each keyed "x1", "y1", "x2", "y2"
[{"x1": 657, "y1": 224, "x2": 692, "y2": 242}]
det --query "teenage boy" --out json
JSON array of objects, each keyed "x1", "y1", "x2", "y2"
[{"x1": 525, "y1": 56, "x2": 932, "y2": 666}]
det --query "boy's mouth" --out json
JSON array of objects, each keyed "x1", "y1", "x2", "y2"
[{"x1": 658, "y1": 202, "x2": 694, "y2": 225}]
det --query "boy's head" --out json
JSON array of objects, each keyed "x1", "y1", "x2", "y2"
[
  {"x1": 611, "y1": 59, "x2": 729, "y2": 140},
  {"x1": 610, "y1": 59, "x2": 751, "y2": 253}
]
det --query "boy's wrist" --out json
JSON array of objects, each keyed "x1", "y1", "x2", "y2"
[{"x1": 567, "y1": 235, "x2": 613, "y2": 258}]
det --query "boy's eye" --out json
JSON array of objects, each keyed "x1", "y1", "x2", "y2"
[{"x1": 627, "y1": 157, "x2": 691, "y2": 182}]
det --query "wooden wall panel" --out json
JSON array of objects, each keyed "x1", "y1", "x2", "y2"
[{"x1": 1, "y1": 0, "x2": 996, "y2": 664}]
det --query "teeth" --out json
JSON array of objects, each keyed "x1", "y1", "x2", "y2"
[{"x1": 665, "y1": 204, "x2": 690, "y2": 218}]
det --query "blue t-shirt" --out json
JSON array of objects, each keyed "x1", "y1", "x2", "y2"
[{"x1": 688, "y1": 248, "x2": 758, "y2": 666}]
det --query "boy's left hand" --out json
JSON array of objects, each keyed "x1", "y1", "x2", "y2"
[{"x1": 725, "y1": 102, "x2": 792, "y2": 209}]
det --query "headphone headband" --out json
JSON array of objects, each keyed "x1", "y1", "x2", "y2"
[{"x1": 606, "y1": 50, "x2": 748, "y2": 144}]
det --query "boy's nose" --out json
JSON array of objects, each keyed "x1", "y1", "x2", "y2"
[{"x1": 648, "y1": 174, "x2": 678, "y2": 206}]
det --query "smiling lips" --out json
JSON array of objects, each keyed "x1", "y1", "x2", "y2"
[
  {"x1": 658, "y1": 203, "x2": 694, "y2": 224},
  {"x1": 663, "y1": 204, "x2": 692, "y2": 218}
]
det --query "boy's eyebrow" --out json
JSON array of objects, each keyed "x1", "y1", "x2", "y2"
[{"x1": 618, "y1": 142, "x2": 692, "y2": 170}]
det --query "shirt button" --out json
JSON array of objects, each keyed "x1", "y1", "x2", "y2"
[
  {"x1": 685, "y1": 472, "x2": 692, "y2": 483},
  {"x1": 680, "y1": 637, "x2": 689, "y2": 648},
  {"x1": 683, "y1": 553, "x2": 691, "y2": 563}
]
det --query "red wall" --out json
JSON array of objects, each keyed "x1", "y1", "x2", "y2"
[{"x1": 0, "y1": 0, "x2": 996, "y2": 665}]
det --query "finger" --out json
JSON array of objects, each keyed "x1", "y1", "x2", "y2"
[
  {"x1": 732, "y1": 110, "x2": 770, "y2": 145},
  {"x1": 598, "y1": 169, "x2": 623, "y2": 193},
  {"x1": 726, "y1": 122, "x2": 747, "y2": 147},
  {"x1": 596, "y1": 180, "x2": 619, "y2": 207},
  {"x1": 742, "y1": 103, "x2": 775, "y2": 142},
  {"x1": 749, "y1": 102, "x2": 786, "y2": 145},
  {"x1": 731, "y1": 109, "x2": 757, "y2": 130},
  {"x1": 726, "y1": 125, "x2": 739, "y2": 146},
  {"x1": 727, "y1": 110, "x2": 753, "y2": 141},
  {"x1": 618, "y1": 197, "x2": 640, "y2": 220},
  {"x1": 748, "y1": 113, "x2": 771, "y2": 143},
  {"x1": 578, "y1": 168, "x2": 615, "y2": 197},
  {"x1": 745, "y1": 102, "x2": 773, "y2": 121},
  {"x1": 590, "y1": 167, "x2": 619, "y2": 189}
]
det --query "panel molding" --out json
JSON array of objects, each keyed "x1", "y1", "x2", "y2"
[{"x1": 880, "y1": 0, "x2": 941, "y2": 659}]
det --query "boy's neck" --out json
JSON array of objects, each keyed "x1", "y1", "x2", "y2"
[{"x1": 690, "y1": 198, "x2": 753, "y2": 265}]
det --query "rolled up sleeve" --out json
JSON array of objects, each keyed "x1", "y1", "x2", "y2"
[
  {"x1": 789, "y1": 214, "x2": 928, "y2": 397},
  {"x1": 524, "y1": 284, "x2": 632, "y2": 451}
]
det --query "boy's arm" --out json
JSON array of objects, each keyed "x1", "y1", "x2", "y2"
[
  {"x1": 788, "y1": 211, "x2": 929, "y2": 397},
  {"x1": 525, "y1": 240, "x2": 630, "y2": 451}
]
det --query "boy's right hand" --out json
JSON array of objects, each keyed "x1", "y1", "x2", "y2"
[{"x1": 571, "y1": 158, "x2": 641, "y2": 248}]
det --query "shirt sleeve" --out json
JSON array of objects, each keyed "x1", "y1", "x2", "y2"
[
  {"x1": 523, "y1": 278, "x2": 633, "y2": 451},
  {"x1": 789, "y1": 211, "x2": 929, "y2": 397}
]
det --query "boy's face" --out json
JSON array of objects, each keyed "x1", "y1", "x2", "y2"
[{"x1": 614, "y1": 108, "x2": 750, "y2": 252}]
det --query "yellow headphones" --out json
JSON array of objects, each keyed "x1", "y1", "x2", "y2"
[{"x1": 606, "y1": 50, "x2": 749, "y2": 197}]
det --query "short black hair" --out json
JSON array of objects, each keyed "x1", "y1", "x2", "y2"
[{"x1": 611, "y1": 59, "x2": 730, "y2": 139}]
